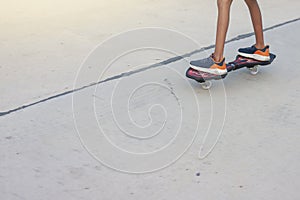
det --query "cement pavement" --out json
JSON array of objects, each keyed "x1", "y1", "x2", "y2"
[{"x1": 1, "y1": 1, "x2": 300, "y2": 200}]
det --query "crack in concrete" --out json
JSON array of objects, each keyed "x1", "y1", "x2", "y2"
[{"x1": 0, "y1": 17, "x2": 299, "y2": 117}]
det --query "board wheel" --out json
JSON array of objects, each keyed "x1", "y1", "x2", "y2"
[
  {"x1": 249, "y1": 65, "x2": 259, "y2": 75},
  {"x1": 200, "y1": 81, "x2": 212, "y2": 90}
]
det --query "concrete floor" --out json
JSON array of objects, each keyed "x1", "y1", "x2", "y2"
[{"x1": 1, "y1": 1, "x2": 300, "y2": 200}]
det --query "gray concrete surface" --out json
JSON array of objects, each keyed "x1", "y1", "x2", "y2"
[
  {"x1": 1, "y1": 0, "x2": 300, "y2": 110},
  {"x1": 1, "y1": 1, "x2": 300, "y2": 200}
]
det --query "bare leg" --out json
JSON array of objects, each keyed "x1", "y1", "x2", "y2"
[
  {"x1": 214, "y1": 0, "x2": 233, "y2": 62},
  {"x1": 244, "y1": 0, "x2": 265, "y2": 49}
]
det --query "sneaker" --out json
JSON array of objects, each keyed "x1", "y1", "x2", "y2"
[
  {"x1": 189, "y1": 54, "x2": 227, "y2": 75},
  {"x1": 238, "y1": 45, "x2": 270, "y2": 61}
]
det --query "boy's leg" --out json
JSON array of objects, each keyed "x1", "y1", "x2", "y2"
[
  {"x1": 237, "y1": 0, "x2": 270, "y2": 61},
  {"x1": 214, "y1": 0, "x2": 233, "y2": 62},
  {"x1": 244, "y1": 0, "x2": 265, "y2": 48},
  {"x1": 189, "y1": 0, "x2": 232, "y2": 75}
]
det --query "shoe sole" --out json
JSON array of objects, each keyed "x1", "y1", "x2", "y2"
[
  {"x1": 189, "y1": 65, "x2": 227, "y2": 75},
  {"x1": 238, "y1": 52, "x2": 270, "y2": 61}
]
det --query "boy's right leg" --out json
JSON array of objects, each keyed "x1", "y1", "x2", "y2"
[
  {"x1": 190, "y1": 0, "x2": 233, "y2": 75},
  {"x1": 244, "y1": 0, "x2": 265, "y2": 49},
  {"x1": 238, "y1": 0, "x2": 270, "y2": 61}
]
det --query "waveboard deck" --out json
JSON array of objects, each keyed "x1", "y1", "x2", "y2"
[{"x1": 186, "y1": 53, "x2": 276, "y2": 89}]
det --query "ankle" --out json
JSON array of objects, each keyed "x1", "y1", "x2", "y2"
[
  {"x1": 255, "y1": 43, "x2": 265, "y2": 50},
  {"x1": 212, "y1": 53, "x2": 224, "y2": 63}
]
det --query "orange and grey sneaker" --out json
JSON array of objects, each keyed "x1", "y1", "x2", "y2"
[
  {"x1": 189, "y1": 54, "x2": 227, "y2": 75},
  {"x1": 238, "y1": 45, "x2": 271, "y2": 61}
]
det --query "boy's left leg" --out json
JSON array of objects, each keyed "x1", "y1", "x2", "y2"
[
  {"x1": 214, "y1": 0, "x2": 234, "y2": 62},
  {"x1": 190, "y1": 0, "x2": 233, "y2": 75}
]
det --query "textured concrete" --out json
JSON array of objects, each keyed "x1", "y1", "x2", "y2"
[
  {"x1": 1, "y1": 0, "x2": 300, "y2": 110},
  {"x1": 1, "y1": 1, "x2": 300, "y2": 200}
]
